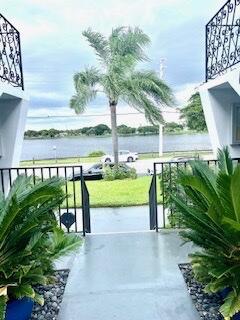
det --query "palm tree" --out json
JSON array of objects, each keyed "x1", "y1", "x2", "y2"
[
  {"x1": 0, "y1": 176, "x2": 81, "y2": 319},
  {"x1": 172, "y1": 148, "x2": 240, "y2": 319},
  {"x1": 70, "y1": 27, "x2": 174, "y2": 163}
]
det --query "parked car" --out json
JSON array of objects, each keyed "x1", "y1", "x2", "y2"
[
  {"x1": 69, "y1": 163, "x2": 103, "y2": 181},
  {"x1": 169, "y1": 155, "x2": 200, "y2": 163},
  {"x1": 69, "y1": 163, "x2": 133, "y2": 181},
  {"x1": 101, "y1": 150, "x2": 138, "y2": 163},
  {"x1": 147, "y1": 155, "x2": 200, "y2": 175}
]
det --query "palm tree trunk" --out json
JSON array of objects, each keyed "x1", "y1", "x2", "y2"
[{"x1": 110, "y1": 103, "x2": 119, "y2": 164}]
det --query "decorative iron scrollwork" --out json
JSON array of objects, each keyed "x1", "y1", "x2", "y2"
[
  {"x1": 60, "y1": 212, "x2": 76, "y2": 230},
  {"x1": 0, "y1": 14, "x2": 24, "y2": 89},
  {"x1": 206, "y1": 0, "x2": 240, "y2": 81}
]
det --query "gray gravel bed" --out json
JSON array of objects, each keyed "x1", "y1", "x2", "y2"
[
  {"x1": 31, "y1": 269, "x2": 69, "y2": 320},
  {"x1": 179, "y1": 263, "x2": 223, "y2": 320}
]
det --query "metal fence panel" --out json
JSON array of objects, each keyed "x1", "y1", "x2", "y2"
[
  {"x1": 0, "y1": 13, "x2": 24, "y2": 89},
  {"x1": 150, "y1": 158, "x2": 240, "y2": 229},
  {"x1": 0, "y1": 165, "x2": 91, "y2": 235},
  {"x1": 206, "y1": 0, "x2": 240, "y2": 81}
]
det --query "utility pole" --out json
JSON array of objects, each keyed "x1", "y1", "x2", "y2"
[{"x1": 159, "y1": 58, "x2": 166, "y2": 157}]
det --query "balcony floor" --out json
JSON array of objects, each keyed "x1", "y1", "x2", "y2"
[{"x1": 58, "y1": 230, "x2": 200, "y2": 320}]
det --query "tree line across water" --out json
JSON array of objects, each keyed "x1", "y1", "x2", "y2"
[{"x1": 25, "y1": 123, "x2": 182, "y2": 139}]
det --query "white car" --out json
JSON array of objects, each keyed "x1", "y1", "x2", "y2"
[{"x1": 101, "y1": 150, "x2": 139, "y2": 163}]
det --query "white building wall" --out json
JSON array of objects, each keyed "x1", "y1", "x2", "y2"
[
  {"x1": 199, "y1": 68, "x2": 240, "y2": 158},
  {"x1": 0, "y1": 86, "x2": 29, "y2": 168}
]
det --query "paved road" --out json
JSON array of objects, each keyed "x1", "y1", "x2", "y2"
[
  {"x1": 58, "y1": 231, "x2": 200, "y2": 320},
  {"x1": 77, "y1": 153, "x2": 214, "y2": 175},
  {"x1": 78, "y1": 158, "x2": 160, "y2": 175}
]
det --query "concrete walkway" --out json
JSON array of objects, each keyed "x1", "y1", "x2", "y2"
[
  {"x1": 61, "y1": 205, "x2": 165, "y2": 234},
  {"x1": 58, "y1": 231, "x2": 199, "y2": 320}
]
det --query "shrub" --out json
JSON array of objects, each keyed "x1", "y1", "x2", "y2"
[
  {"x1": 103, "y1": 165, "x2": 137, "y2": 181},
  {"x1": 88, "y1": 150, "x2": 105, "y2": 157},
  {"x1": 117, "y1": 125, "x2": 136, "y2": 135},
  {"x1": 172, "y1": 147, "x2": 240, "y2": 319},
  {"x1": 0, "y1": 176, "x2": 82, "y2": 319},
  {"x1": 164, "y1": 122, "x2": 184, "y2": 133},
  {"x1": 160, "y1": 164, "x2": 186, "y2": 227}
]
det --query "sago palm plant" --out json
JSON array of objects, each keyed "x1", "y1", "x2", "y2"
[
  {"x1": 70, "y1": 27, "x2": 174, "y2": 163},
  {"x1": 173, "y1": 147, "x2": 240, "y2": 319},
  {"x1": 0, "y1": 176, "x2": 82, "y2": 320}
]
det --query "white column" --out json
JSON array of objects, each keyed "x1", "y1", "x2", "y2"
[
  {"x1": 159, "y1": 58, "x2": 166, "y2": 158},
  {"x1": 159, "y1": 124, "x2": 163, "y2": 157}
]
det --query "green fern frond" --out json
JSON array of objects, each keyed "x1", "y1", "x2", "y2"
[
  {"x1": 218, "y1": 147, "x2": 233, "y2": 175},
  {"x1": 0, "y1": 296, "x2": 6, "y2": 320}
]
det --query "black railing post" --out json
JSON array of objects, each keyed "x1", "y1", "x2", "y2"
[
  {"x1": 205, "y1": 24, "x2": 208, "y2": 82},
  {"x1": 154, "y1": 163, "x2": 158, "y2": 232},
  {"x1": 80, "y1": 166, "x2": 86, "y2": 237},
  {"x1": 149, "y1": 163, "x2": 158, "y2": 232},
  {"x1": 161, "y1": 162, "x2": 166, "y2": 228},
  {"x1": 80, "y1": 166, "x2": 91, "y2": 236}
]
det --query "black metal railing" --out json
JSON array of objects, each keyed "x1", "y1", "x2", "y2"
[
  {"x1": 0, "y1": 165, "x2": 91, "y2": 235},
  {"x1": 149, "y1": 172, "x2": 158, "y2": 231},
  {"x1": 149, "y1": 158, "x2": 240, "y2": 230},
  {"x1": 81, "y1": 171, "x2": 91, "y2": 236},
  {"x1": 0, "y1": 14, "x2": 24, "y2": 89},
  {"x1": 206, "y1": 0, "x2": 240, "y2": 81}
]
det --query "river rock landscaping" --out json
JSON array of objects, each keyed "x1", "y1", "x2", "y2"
[
  {"x1": 179, "y1": 263, "x2": 223, "y2": 320},
  {"x1": 31, "y1": 270, "x2": 69, "y2": 320}
]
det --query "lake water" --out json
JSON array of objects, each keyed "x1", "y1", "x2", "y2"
[{"x1": 21, "y1": 133, "x2": 212, "y2": 160}]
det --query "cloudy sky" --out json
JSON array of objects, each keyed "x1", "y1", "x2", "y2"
[{"x1": 4, "y1": 0, "x2": 226, "y2": 129}]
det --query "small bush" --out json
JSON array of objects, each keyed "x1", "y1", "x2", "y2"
[
  {"x1": 88, "y1": 150, "x2": 105, "y2": 157},
  {"x1": 103, "y1": 165, "x2": 137, "y2": 181},
  {"x1": 160, "y1": 164, "x2": 186, "y2": 227}
]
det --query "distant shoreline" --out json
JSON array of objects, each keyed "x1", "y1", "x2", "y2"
[{"x1": 24, "y1": 130, "x2": 207, "y2": 140}]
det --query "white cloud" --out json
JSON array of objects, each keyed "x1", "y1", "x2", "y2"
[
  {"x1": 4, "y1": 0, "x2": 228, "y2": 131},
  {"x1": 26, "y1": 101, "x2": 183, "y2": 130},
  {"x1": 29, "y1": 91, "x2": 69, "y2": 101},
  {"x1": 175, "y1": 82, "x2": 199, "y2": 107},
  {"x1": 27, "y1": 107, "x2": 75, "y2": 118}
]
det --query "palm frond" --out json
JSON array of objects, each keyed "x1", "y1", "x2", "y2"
[
  {"x1": 121, "y1": 87, "x2": 164, "y2": 124},
  {"x1": 109, "y1": 26, "x2": 150, "y2": 62},
  {"x1": 48, "y1": 228, "x2": 82, "y2": 260},
  {"x1": 220, "y1": 290, "x2": 240, "y2": 318},
  {"x1": 230, "y1": 166, "x2": 240, "y2": 223},
  {"x1": 218, "y1": 147, "x2": 233, "y2": 175},
  {"x1": 70, "y1": 67, "x2": 101, "y2": 114},
  {"x1": 0, "y1": 296, "x2": 6, "y2": 320},
  {"x1": 0, "y1": 176, "x2": 83, "y2": 310},
  {"x1": 0, "y1": 177, "x2": 65, "y2": 245},
  {"x1": 83, "y1": 28, "x2": 109, "y2": 63},
  {"x1": 130, "y1": 71, "x2": 174, "y2": 105},
  {"x1": 172, "y1": 151, "x2": 240, "y2": 319},
  {"x1": 120, "y1": 70, "x2": 174, "y2": 124}
]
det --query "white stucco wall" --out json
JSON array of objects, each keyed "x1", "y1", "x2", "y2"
[
  {"x1": 199, "y1": 67, "x2": 240, "y2": 158},
  {"x1": 0, "y1": 87, "x2": 29, "y2": 168}
]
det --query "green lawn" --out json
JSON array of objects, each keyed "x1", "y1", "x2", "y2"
[
  {"x1": 63, "y1": 176, "x2": 162, "y2": 208},
  {"x1": 20, "y1": 156, "x2": 101, "y2": 167}
]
